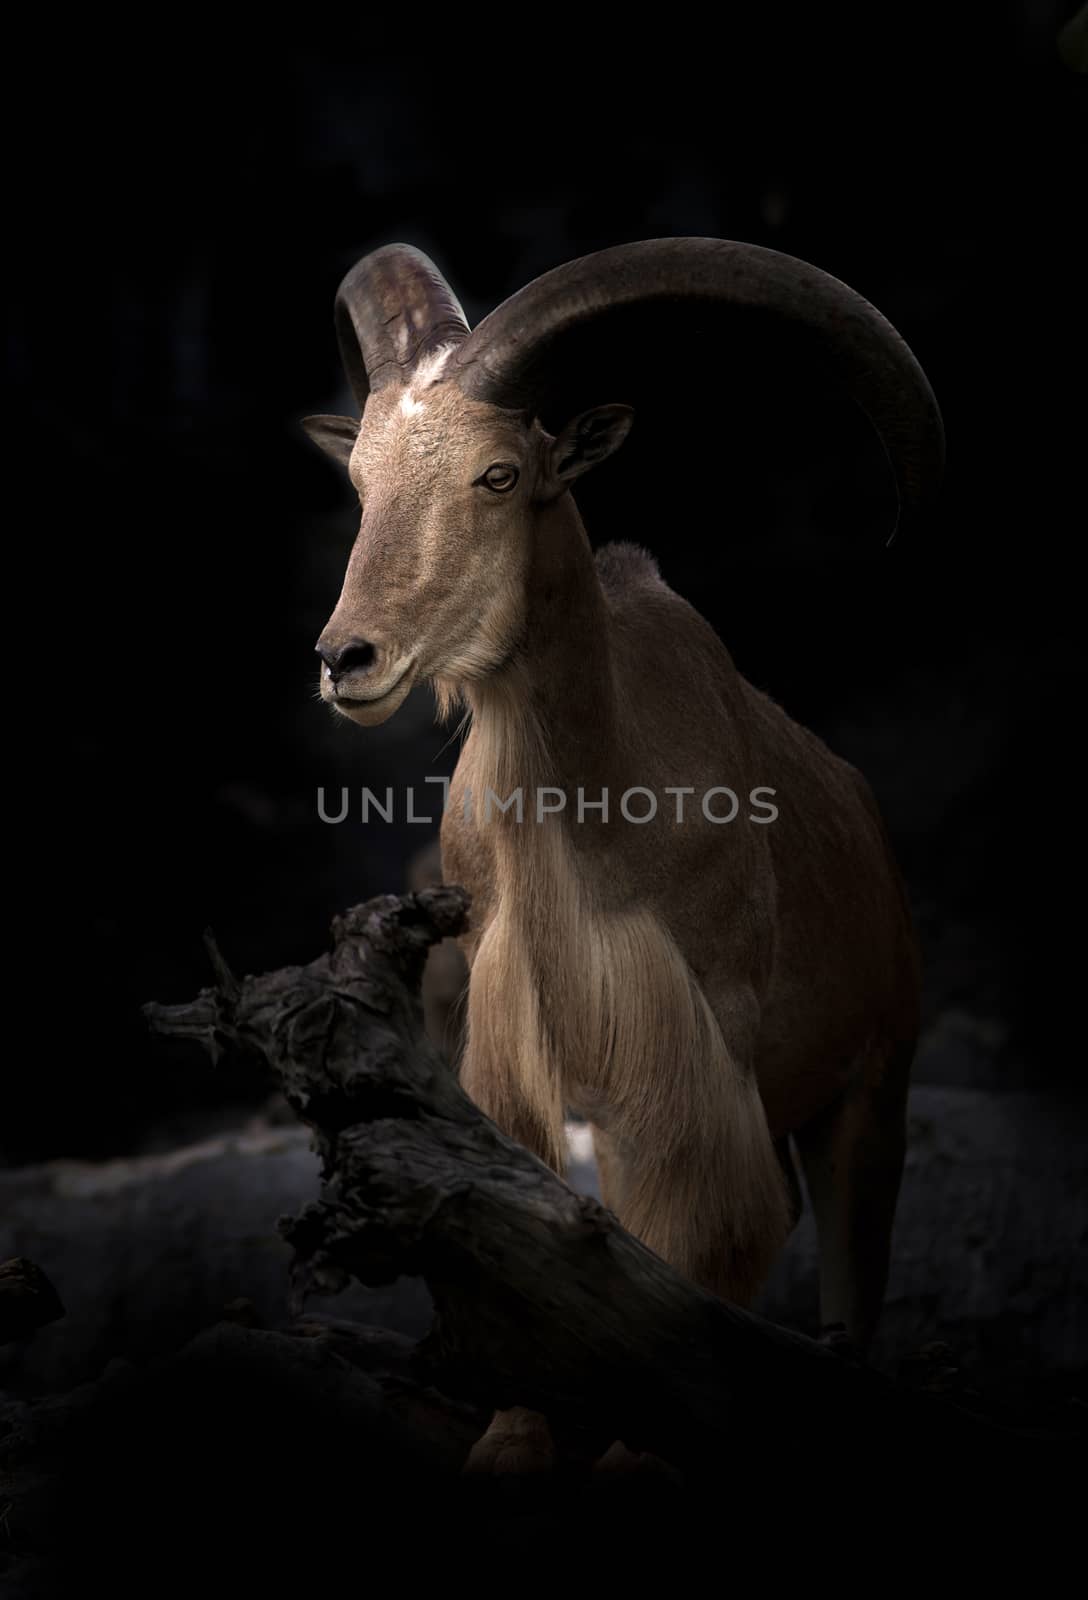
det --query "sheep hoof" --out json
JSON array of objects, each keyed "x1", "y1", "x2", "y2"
[{"x1": 462, "y1": 1408, "x2": 556, "y2": 1475}]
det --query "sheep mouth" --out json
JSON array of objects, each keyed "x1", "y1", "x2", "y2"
[
  {"x1": 328, "y1": 659, "x2": 418, "y2": 725},
  {"x1": 333, "y1": 659, "x2": 415, "y2": 708}
]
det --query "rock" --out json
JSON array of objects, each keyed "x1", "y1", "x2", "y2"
[{"x1": 0, "y1": 1126, "x2": 432, "y2": 1393}]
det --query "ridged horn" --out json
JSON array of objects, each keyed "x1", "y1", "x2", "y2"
[
  {"x1": 334, "y1": 243, "x2": 470, "y2": 406},
  {"x1": 451, "y1": 237, "x2": 944, "y2": 532}
]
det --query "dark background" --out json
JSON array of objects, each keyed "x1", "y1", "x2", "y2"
[{"x1": 6, "y1": 9, "x2": 1086, "y2": 1160}]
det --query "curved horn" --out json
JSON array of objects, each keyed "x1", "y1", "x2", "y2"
[
  {"x1": 334, "y1": 244, "x2": 470, "y2": 407},
  {"x1": 452, "y1": 238, "x2": 944, "y2": 533}
]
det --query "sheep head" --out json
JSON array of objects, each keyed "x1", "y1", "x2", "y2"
[{"x1": 303, "y1": 238, "x2": 944, "y2": 726}]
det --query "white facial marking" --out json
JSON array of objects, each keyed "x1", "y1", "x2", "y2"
[
  {"x1": 412, "y1": 344, "x2": 456, "y2": 389},
  {"x1": 390, "y1": 342, "x2": 460, "y2": 429}
]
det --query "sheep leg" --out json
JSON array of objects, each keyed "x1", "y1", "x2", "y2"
[
  {"x1": 597, "y1": 989, "x2": 794, "y2": 1306},
  {"x1": 457, "y1": 1032, "x2": 565, "y2": 1474},
  {"x1": 602, "y1": 1106, "x2": 792, "y2": 1305},
  {"x1": 793, "y1": 1060, "x2": 910, "y2": 1354},
  {"x1": 590, "y1": 1122, "x2": 620, "y2": 1209},
  {"x1": 585, "y1": 1052, "x2": 791, "y2": 1476},
  {"x1": 775, "y1": 1134, "x2": 805, "y2": 1233}
]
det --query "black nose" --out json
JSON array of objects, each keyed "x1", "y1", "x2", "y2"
[{"x1": 316, "y1": 638, "x2": 376, "y2": 681}]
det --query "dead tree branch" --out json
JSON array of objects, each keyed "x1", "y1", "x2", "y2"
[{"x1": 144, "y1": 887, "x2": 1019, "y2": 1472}]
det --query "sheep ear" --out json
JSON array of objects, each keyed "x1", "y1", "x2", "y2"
[
  {"x1": 300, "y1": 414, "x2": 359, "y2": 467},
  {"x1": 544, "y1": 404, "x2": 634, "y2": 495}
]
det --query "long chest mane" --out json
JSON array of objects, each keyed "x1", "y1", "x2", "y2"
[{"x1": 459, "y1": 687, "x2": 727, "y2": 1147}]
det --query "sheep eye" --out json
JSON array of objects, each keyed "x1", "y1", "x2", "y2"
[{"x1": 478, "y1": 463, "x2": 519, "y2": 493}]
